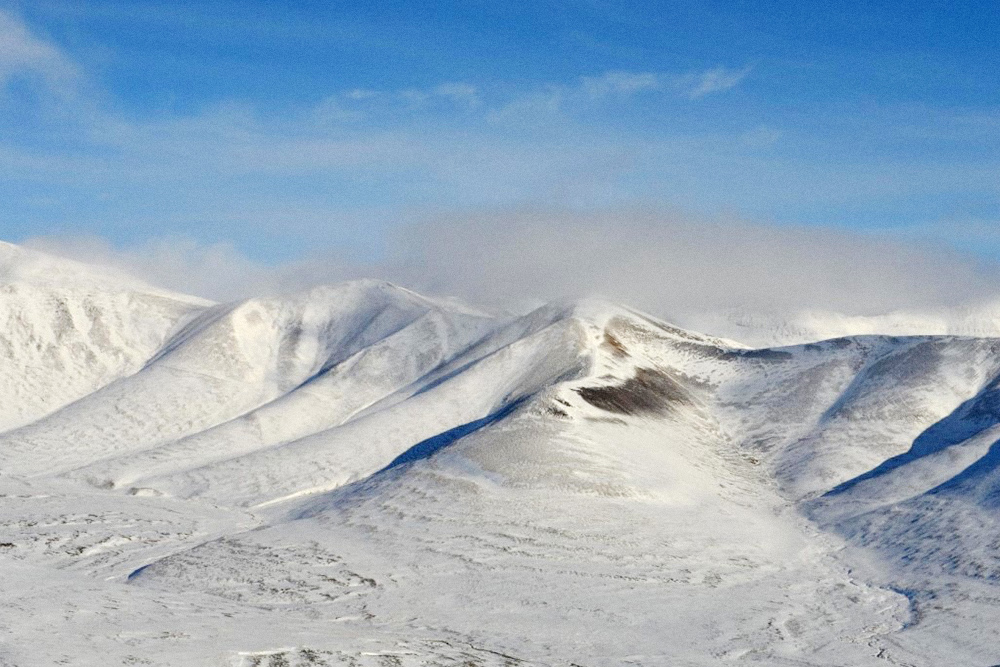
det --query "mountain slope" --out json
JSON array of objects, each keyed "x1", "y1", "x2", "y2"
[
  {"x1": 0, "y1": 280, "x2": 492, "y2": 478},
  {"x1": 0, "y1": 241, "x2": 210, "y2": 432},
  {"x1": 2, "y1": 242, "x2": 1000, "y2": 666},
  {"x1": 128, "y1": 304, "x2": 913, "y2": 666}
]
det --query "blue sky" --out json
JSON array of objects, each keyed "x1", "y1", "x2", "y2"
[{"x1": 1, "y1": 0, "x2": 998, "y2": 267}]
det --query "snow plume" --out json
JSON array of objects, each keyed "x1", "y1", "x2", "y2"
[
  {"x1": 21, "y1": 210, "x2": 1000, "y2": 340},
  {"x1": 384, "y1": 210, "x2": 997, "y2": 316},
  {"x1": 21, "y1": 235, "x2": 359, "y2": 302}
]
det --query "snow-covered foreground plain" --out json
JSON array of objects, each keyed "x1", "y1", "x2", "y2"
[{"x1": 2, "y1": 241, "x2": 1000, "y2": 666}]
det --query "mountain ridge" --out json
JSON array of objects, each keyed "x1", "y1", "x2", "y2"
[{"x1": 3, "y1": 240, "x2": 1000, "y2": 665}]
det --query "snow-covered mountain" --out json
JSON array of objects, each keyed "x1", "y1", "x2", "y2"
[
  {"x1": 0, "y1": 241, "x2": 210, "y2": 432},
  {"x1": 2, "y1": 242, "x2": 1000, "y2": 666},
  {"x1": 682, "y1": 305, "x2": 1000, "y2": 348}
]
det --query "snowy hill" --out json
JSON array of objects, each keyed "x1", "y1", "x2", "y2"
[
  {"x1": 2, "y1": 242, "x2": 1000, "y2": 666},
  {"x1": 684, "y1": 305, "x2": 1000, "y2": 347},
  {"x1": 0, "y1": 241, "x2": 210, "y2": 432}
]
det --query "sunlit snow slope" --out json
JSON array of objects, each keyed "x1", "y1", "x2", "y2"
[{"x1": 2, "y1": 242, "x2": 1000, "y2": 666}]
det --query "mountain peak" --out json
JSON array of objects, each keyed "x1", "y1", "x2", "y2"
[{"x1": 0, "y1": 240, "x2": 210, "y2": 304}]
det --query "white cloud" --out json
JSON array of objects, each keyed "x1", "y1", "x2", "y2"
[
  {"x1": 380, "y1": 211, "x2": 1000, "y2": 319},
  {"x1": 683, "y1": 66, "x2": 751, "y2": 99},
  {"x1": 0, "y1": 10, "x2": 79, "y2": 92},
  {"x1": 344, "y1": 88, "x2": 379, "y2": 100},
  {"x1": 581, "y1": 71, "x2": 661, "y2": 98},
  {"x1": 486, "y1": 87, "x2": 564, "y2": 125},
  {"x1": 486, "y1": 71, "x2": 662, "y2": 124},
  {"x1": 311, "y1": 96, "x2": 364, "y2": 124},
  {"x1": 336, "y1": 82, "x2": 479, "y2": 111},
  {"x1": 2, "y1": 21, "x2": 995, "y2": 320},
  {"x1": 740, "y1": 125, "x2": 781, "y2": 148},
  {"x1": 878, "y1": 218, "x2": 1000, "y2": 256},
  {"x1": 432, "y1": 82, "x2": 479, "y2": 107},
  {"x1": 23, "y1": 212, "x2": 1000, "y2": 334},
  {"x1": 21, "y1": 234, "x2": 359, "y2": 302},
  {"x1": 398, "y1": 88, "x2": 431, "y2": 107}
]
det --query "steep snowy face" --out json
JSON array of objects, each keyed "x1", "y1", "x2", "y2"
[
  {"x1": 709, "y1": 336, "x2": 1000, "y2": 499},
  {"x1": 801, "y1": 345, "x2": 1000, "y2": 565},
  {"x1": 295, "y1": 301, "x2": 749, "y2": 505},
  {"x1": 0, "y1": 280, "x2": 498, "y2": 480},
  {"x1": 0, "y1": 242, "x2": 211, "y2": 432}
]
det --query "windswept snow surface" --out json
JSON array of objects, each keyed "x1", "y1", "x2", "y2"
[
  {"x1": 2, "y1": 244, "x2": 1000, "y2": 665},
  {"x1": 684, "y1": 305, "x2": 1000, "y2": 348}
]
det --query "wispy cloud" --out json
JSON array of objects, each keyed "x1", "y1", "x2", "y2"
[
  {"x1": 486, "y1": 67, "x2": 744, "y2": 123},
  {"x1": 24, "y1": 212, "x2": 1000, "y2": 336},
  {"x1": 0, "y1": 9, "x2": 79, "y2": 92},
  {"x1": 1, "y1": 10, "x2": 996, "y2": 281},
  {"x1": 682, "y1": 66, "x2": 751, "y2": 99},
  {"x1": 876, "y1": 217, "x2": 1000, "y2": 256},
  {"x1": 380, "y1": 211, "x2": 1000, "y2": 318},
  {"x1": 311, "y1": 96, "x2": 365, "y2": 125},
  {"x1": 432, "y1": 82, "x2": 480, "y2": 107},
  {"x1": 486, "y1": 87, "x2": 564, "y2": 125},
  {"x1": 740, "y1": 125, "x2": 781, "y2": 148},
  {"x1": 339, "y1": 82, "x2": 480, "y2": 112},
  {"x1": 22, "y1": 234, "x2": 357, "y2": 302},
  {"x1": 581, "y1": 71, "x2": 661, "y2": 98},
  {"x1": 344, "y1": 88, "x2": 379, "y2": 100},
  {"x1": 486, "y1": 71, "x2": 661, "y2": 124}
]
